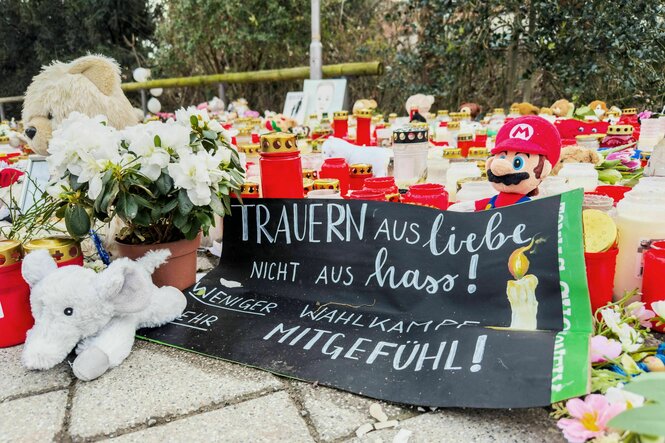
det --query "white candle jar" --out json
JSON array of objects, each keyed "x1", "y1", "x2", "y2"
[
  {"x1": 392, "y1": 126, "x2": 429, "y2": 189},
  {"x1": 456, "y1": 180, "x2": 498, "y2": 202},
  {"x1": 446, "y1": 162, "x2": 482, "y2": 202},
  {"x1": 558, "y1": 163, "x2": 598, "y2": 192}
]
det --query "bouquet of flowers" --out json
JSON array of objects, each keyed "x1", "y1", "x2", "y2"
[{"x1": 47, "y1": 107, "x2": 245, "y2": 244}]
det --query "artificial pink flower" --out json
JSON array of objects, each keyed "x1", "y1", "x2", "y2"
[
  {"x1": 557, "y1": 394, "x2": 625, "y2": 443},
  {"x1": 606, "y1": 150, "x2": 640, "y2": 171},
  {"x1": 626, "y1": 302, "x2": 656, "y2": 328},
  {"x1": 590, "y1": 335, "x2": 622, "y2": 363}
]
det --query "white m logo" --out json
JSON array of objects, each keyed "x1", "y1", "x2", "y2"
[{"x1": 509, "y1": 124, "x2": 534, "y2": 140}]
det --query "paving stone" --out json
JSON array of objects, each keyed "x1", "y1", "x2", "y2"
[
  {"x1": 347, "y1": 407, "x2": 565, "y2": 443},
  {"x1": 111, "y1": 391, "x2": 313, "y2": 443},
  {"x1": 0, "y1": 389, "x2": 68, "y2": 442},
  {"x1": 292, "y1": 381, "x2": 410, "y2": 442},
  {"x1": 0, "y1": 345, "x2": 71, "y2": 402},
  {"x1": 69, "y1": 341, "x2": 282, "y2": 439}
]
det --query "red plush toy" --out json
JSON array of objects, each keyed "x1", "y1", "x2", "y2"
[{"x1": 475, "y1": 116, "x2": 562, "y2": 210}]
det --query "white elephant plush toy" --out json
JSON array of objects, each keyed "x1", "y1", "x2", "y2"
[{"x1": 21, "y1": 249, "x2": 186, "y2": 381}]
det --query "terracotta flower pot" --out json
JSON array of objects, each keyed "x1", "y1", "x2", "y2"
[{"x1": 114, "y1": 233, "x2": 202, "y2": 290}]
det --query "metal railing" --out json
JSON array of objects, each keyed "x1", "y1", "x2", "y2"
[{"x1": 0, "y1": 61, "x2": 383, "y2": 120}]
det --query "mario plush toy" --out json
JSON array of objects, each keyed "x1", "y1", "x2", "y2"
[{"x1": 450, "y1": 116, "x2": 561, "y2": 212}]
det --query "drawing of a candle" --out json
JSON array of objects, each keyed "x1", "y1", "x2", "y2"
[{"x1": 506, "y1": 239, "x2": 540, "y2": 330}]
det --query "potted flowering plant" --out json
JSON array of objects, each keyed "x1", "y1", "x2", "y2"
[{"x1": 47, "y1": 107, "x2": 244, "y2": 289}]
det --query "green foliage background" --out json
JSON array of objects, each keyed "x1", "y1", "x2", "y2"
[{"x1": 1, "y1": 0, "x2": 664, "y2": 118}]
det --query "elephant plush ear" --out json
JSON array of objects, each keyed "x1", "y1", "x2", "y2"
[
  {"x1": 68, "y1": 55, "x2": 119, "y2": 96},
  {"x1": 95, "y1": 260, "x2": 152, "y2": 314},
  {"x1": 22, "y1": 249, "x2": 58, "y2": 287}
]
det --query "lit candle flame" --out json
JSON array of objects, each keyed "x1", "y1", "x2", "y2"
[{"x1": 508, "y1": 238, "x2": 536, "y2": 280}]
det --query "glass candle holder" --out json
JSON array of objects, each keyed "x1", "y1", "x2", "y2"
[
  {"x1": 392, "y1": 126, "x2": 429, "y2": 189},
  {"x1": 259, "y1": 132, "x2": 304, "y2": 198}
]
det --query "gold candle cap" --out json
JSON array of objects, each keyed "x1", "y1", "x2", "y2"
[
  {"x1": 303, "y1": 178, "x2": 315, "y2": 194},
  {"x1": 333, "y1": 111, "x2": 348, "y2": 120},
  {"x1": 354, "y1": 109, "x2": 373, "y2": 119},
  {"x1": 607, "y1": 125, "x2": 634, "y2": 135},
  {"x1": 443, "y1": 148, "x2": 463, "y2": 159},
  {"x1": 302, "y1": 168, "x2": 318, "y2": 180},
  {"x1": 457, "y1": 133, "x2": 473, "y2": 142},
  {"x1": 239, "y1": 143, "x2": 260, "y2": 155},
  {"x1": 240, "y1": 182, "x2": 260, "y2": 195},
  {"x1": 237, "y1": 127, "x2": 252, "y2": 136},
  {"x1": 0, "y1": 239, "x2": 23, "y2": 267},
  {"x1": 388, "y1": 113, "x2": 397, "y2": 118},
  {"x1": 468, "y1": 147, "x2": 489, "y2": 159},
  {"x1": 447, "y1": 121, "x2": 460, "y2": 130},
  {"x1": 475, "y1": 128, "x2": 487, "y2": 136},
  {"x1": 622, "y1": 108, "x2": 637, "y2": 115},
  {"x1": 260, "y1": 132, "x2": 298, "y2": 153},
  {"x1": 493, "y1": 108, "x2": 505, "y2": 114},
  {"x1": 313, "y1": 178, "x2": 340, "y2": 191},
  {"x1": 23, "y1": 237, "x2": 81, "y2": 263},
  {"x1": 459, "y1": 112, "x2": 471, "y2": 120},
  {"x1": 349, "y1": 163, "x2": 373, "y2": 176},
  {"x1": 437, "y1": 110, "x2": 449, "y2": 116}
]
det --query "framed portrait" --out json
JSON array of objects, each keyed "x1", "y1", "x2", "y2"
[{"x1": 302, "y1": 79, "x2": 347, "y2": 121}]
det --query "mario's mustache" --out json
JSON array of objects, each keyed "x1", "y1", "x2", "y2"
[{"x1": 487, "y1": 169, "x2": 531, "y2": 185}]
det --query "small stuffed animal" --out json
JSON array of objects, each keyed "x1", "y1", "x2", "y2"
[
  {"x1": 352, "y1": 99, "x2": 378, "y2": 114},
  {"x1": 21, "y1": 249, "x2": 186, "y2": 381},
  {"x1": 516, "y1": 102, "x2": 540, "y2": 116},
  {"x1": 589, "y1": 100, "x2": 608, "y2": 120},
  {"x1": 459, "y1": 102, "x2": 481, "y2": 119},
  {"x1": 550, "y1": 99, "x2": 574, "y2": 118},
  {"x1": 22, "y1": 55, "x2": 139, "y2": 156},
  {"x1": 552, "y1": 145, "x2": 601, "y2": 175},
  {"x1": 405, "y1": 94, "x2": 435, "y2": 116}
]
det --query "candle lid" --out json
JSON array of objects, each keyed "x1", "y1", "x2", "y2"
[
  {"x1": 607, "y1": 125, "x2": 634, "y2": 135},
  {"x1": 468, "y1": 147, "x2": 489, "y2": 159},
  {"x1": 582, "y1": 209, "x2": 617, "y2": 253},
  {"x1": 310, "y1": 139, "x2": 322, "y2": 153},
  {"x1": 457, "y1": 132, "x2": 473, "y2": 142},
  {"x1": 475, "y1": 128, "x2": 487, "y2": 136},
  {"x1": 449, "y1": 112, "x2": 462, "y2": 122},
  {"x1": 388, "y1": 113, "x2": 398, "y2": 118},
  {"x1": 237, "y1": 127, "x2": 252, "y2": 135},
  {"x1": 447, "y1": 121, "x2": 460, "y2": 130},
  {"x1": 260, "y1": 132, "x2": 298, "y2": 153},
  {"x1": 392, "y1": 126, "x2": 428, "y2": 143},
  {"x1": 355, "y1": 109, "x2": 373, "y2": 119},
  {"x1": 437, "y1": 110, "x2": 449, "y2": 116},
  {"x1": 0, "y1": 239, "x2": 23, "y2": 267},
  {"x1": 239, "y1": 143, "x2": 260, "y2": 155},
  {"x1": 303, "y1": 178, "x2": 315, "y2": 194},
  {"x1": 302, "y1": 168, "x2": 318, "y2": 180},
  {"x1": 622, "y1": 108, "x2": 637, "y2": 115},
  {"x1": 443, "y1": 148, "x2": 464, "y2": 159},
  {"x1": 313, "y1": 178, "x2": 340, "y2": 191},
  {"x1": 493, "y1": 108, "x2": 505, "y2": 114},
  {"x1": 459, "y1": 112, "x2": 471, "y2": 120},
  {"x1": 241, "y1": 182, "x2": 260, "y2": 196},
  {"x1": 23, "y1": 237, "x2": 81, "y2": 263},
  {"x1": 349, "y1": 163, "x2": 373, "y2": 176},
  {"x1": 333, "y1": 111, "x2": 348, "y2": 120}
]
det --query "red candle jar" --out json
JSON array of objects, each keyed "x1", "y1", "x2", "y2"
[
  {"x1": 355, "y1": 109, "x2": 373, "y2": 146},
  {"x1": 259, "y1": 133, "x2": 304, "y2": 199},
  {"x1": 642, "y1": 240, "x2": 665, "y2": 332},
  {"x1": 0, "y1": 240, "x2": 32, "y2": 348},
  {"x1": 348, "y1": 190, "x2": 385, "y2": 201},
  {"x1": 363, "y1": 177, "x2": 399, "y2": 198},
  {"x1": 474, "y1": 129, "x2": 488, "y2": 148},
  {"x1": 333, "y1": 111, "x2": 349, "y2": 139},
  {"x1": 457, "y1": 133, "x2": 474, "y2": 158},
  {"x1": 319, "y1": 158, "x2": 350, "y2": 196},
  {"x1": 600, "y1": 125, "x2": 636, "y2": 149},
  {"x1": 401, "y1": 183, "x2": 449, "y2": 210},
  {"x1": 349, "y1": 163, "x2": 373, "y2": 191}
]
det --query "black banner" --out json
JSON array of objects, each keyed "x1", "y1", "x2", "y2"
[{"x1": 139, "y1": 191, "x2": 592, "y2": 408}]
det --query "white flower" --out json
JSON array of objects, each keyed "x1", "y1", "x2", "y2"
[
  {"x1": 652, "y1": 301, "x2": 665, "y2": 319},
  {"x1": 45, "y1": 179, "x2": 71, "y2": 199},
  {"x1": 616, "y1": 323, "x2": 643, "y2": 352},
  {"x1": 121, "y1": 121, "x2": 188, "y2": 180},
  {"x1": 175, "y1": 106, "x2": 209, "y2": 128},
  {"x1": 626, "y1": 301, "x2": 655, "y2": 328},
  {"x1": 167, "y1": 149, "x2": 224, "y2": 206},
  {"x1": 606, "y1": 384, "x2": 645, "y2": 409},
  {"x1": 207, "y1": 119, "x2": 223, "y2": 132},
  {"x1": 600, "y1": 308, "x2": 622, "y2": 334},
  {"x1": 47, "y1": 113, "x2": 122, "y2": 191}
]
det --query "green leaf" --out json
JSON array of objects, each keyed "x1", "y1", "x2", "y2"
[
  {"x1": 608, "y1": 404, "x2": 665, "y2": 437},
  {"x1": 190, "y1": 115, "x2": 198, "y2": 127},
  {"x1": 178, "y1": 189, "x2": 193, "y2": 215},
  {"x1": 154, "y1": 135, "x2": 162, "y2": 147},
  {"x1": 203, "y1": 130, "x2": 217, "y2": 140},
  {"x1": 156, "y1": 172, "x2": 173, "y2": 195},
  {"x1": 622, "y1": 373, "x2": 665, "y2": 403},
  {"x1": 65, "y1": 204, "x2": 90, "y2": 238},
  {"x1": 209, "y1": 193, "x2": 224, "y2": 216},
  {"x1": 161, "y1": 199, "x2": 179, "y2": 214},
  {"x1": 124, "y1": 195, "x2": 139, "y2": 219},
  {"x1": 55, "y1": 204, "x2": 67, "y2": 219},
  {"x1": 173, "y1": 211, "x2": 188, "y2": 229}
]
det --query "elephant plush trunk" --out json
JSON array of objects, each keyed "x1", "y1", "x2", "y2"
[{"x1": 22, "y1": 323, "x2": 81, "y2": 370}]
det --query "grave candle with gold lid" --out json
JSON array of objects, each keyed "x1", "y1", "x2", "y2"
[
  {"x1": 259, "y1": 133, "x2": 304, "y2": 198},
  {"x1": 23, "y1": 237, "x2": 83, "y2": 266},
  {"x1": 0, "y1": 240, "x2": 33, "y2": 347}
]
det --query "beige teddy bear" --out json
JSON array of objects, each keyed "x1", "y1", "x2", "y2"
[
  {"x1": 552, "y1": 145, "x2": 601, "y2": 175},
  {"x1": 405, "y1": 94, "x2": 435, "y2": 115},
  {"x1": 22, "y1": 55, "x2": 138, "y2": 155}
]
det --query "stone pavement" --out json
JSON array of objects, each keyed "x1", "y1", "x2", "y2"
[{"x1": 1, "y1": 340, "x2": 565, "y2": 443}]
